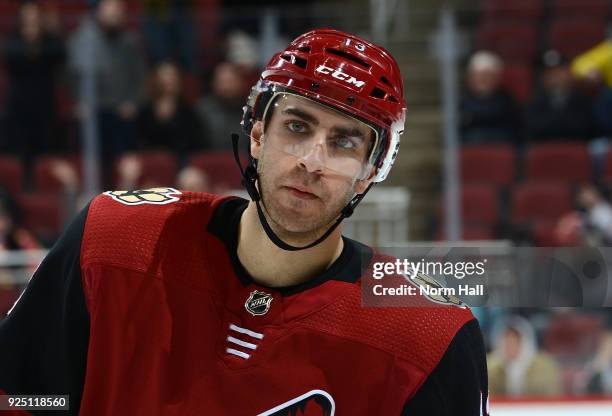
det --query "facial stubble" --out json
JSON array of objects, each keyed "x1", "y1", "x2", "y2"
[{"x1": 255, "y1": 146, "x2": 356, "y2": 243}]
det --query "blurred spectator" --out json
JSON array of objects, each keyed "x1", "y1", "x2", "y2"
[
  {"x1": 594, "y1": 85, "x2": 612, "y2": 138},
  {"x1": 2, "y1": 1, "x2": 65, "y2": 165},
  {"x1": 143, "y1": 0, "x2": 196, "y2": 71},
  {"x1": 48, "y1": 159, "x2": 80, "y2": 194},
  {"x1": 576, "y1": 185, "x2": 612, "y2": 243},
  {"x1": 137, "y1": 61, "x2": 206, "y2": 157},
  {"x1": 115, "y1": 153, "x2": 141, "y2": 190},
  {"x1": 68, "y1": 0, "x2": 146, "y2": 161},
  {"x1": 226, "y1": 30, "x2": 260, "y2": 68},
  {"x1": 0, "y1": 190, "x2": 38, "y2": 253},
  {"x1": 0, "y1": 189, "x2": 40, "y2": 289},
  {"x1": 488, "y1": 316, "x2": 562, "y2": 397},
  {"x1": 196, "y1": 61, "x2": 249, "y2": 150},
  {"x1": 176, "y1": 166, "x2": 211, "y2": 193},
  {"x1": 460, "y1": 51, "x2": 521, "y2": 145},
  {"x1": 555, "y1": 185, "x2": 612, "y2": 246},
  {"x1": 114, "y1": 153, "x2": 168, "y2": 190},
  {"x1": 587, "y1": 330, "x2": 612, "y2": 394},
  {"x1": 572, "y1": 40, "x2": 612, "y2": 162},
  {"x1": 526, "y1": 50, "x2": 595, "y2": 141},
  {"x1": 572, "y1": 39, "x2": 612, "y2": 88}
]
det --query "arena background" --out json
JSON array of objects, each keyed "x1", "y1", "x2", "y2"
[{"x1": 0, "y1": 0, "x2": 612, "y2": 413}]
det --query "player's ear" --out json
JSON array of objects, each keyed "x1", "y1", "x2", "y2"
[
  {"x1": 355, "y1": 169, "x2": 375, "y2": 194},
  {"x1": 250, "y1": 121, "x2": 264, "y2": 160}
]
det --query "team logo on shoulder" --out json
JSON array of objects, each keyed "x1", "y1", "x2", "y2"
[
  {"x1": 245, "y1": 290, "x2": 273, "y2": 316},
  {"x1": 103, "y1": 188, "x2": 182, "y2": 205},
  {"x1": 407, "y1": 272, "x2": 466, "y2": 308},
  {"x1": 258, "y1": 389, "x2": 335, "y2": 416}
]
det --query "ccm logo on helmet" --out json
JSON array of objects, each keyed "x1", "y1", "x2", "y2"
[{"x1": 315, "y1": 65, "x2": 365, "y2": 88}]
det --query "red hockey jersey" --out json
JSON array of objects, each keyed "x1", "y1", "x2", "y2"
[{"x1": 0, "y1": 188, "x2": 488, "y2": 415}]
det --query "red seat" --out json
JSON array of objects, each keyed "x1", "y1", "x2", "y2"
[
  {"x1": 42, "y1": 0, "x2": 88, "y2": 33},
  {"x1": 462, "y1": 225, "x2": 495, "y2": 240},
  {"x1": 194, "y1": 0, "x2": 221, "y2": 69},
  {"x1": 462, "y1": 184, "x2": 499, "y2": 226},
  {"x1": 0, "y1": 286, "x2": 21, "y2": 317},
  {"x1": 552, "y1": 0, "x2": 611, "y2": 18},
  {"x1": 482, "y1": 0, "x2": 543, "y2": 21},
  {"x1": 33, "y1": 155, "x2": 82, "y2": 193},
  {"x1": 532, "y1": 221, "x2": 563, "y2": 246},
  {"x1": 188, "y1": 151, "x2": 243, "y2": 191},
  {"x1": 544, "y1": 313, "x2": 603, "y2": 360},
  {"x1": 602, "y1": 149, "x2": 612, "y2": 181},
  {"x1": 461, "y1": 144, "x2": 516, "y2": 186},
  {"x1": 0, "y1": 1, "x2": 19, "y2": 35},
  {"x1": 438, "y1": 184, "x2": 499, "y2": 240},
  {"x1": 525, "y1": 142, "x2": 592, "y2": 183},
  {"x1": 437, "y1": 224, "x2": 495, "y2": 241},
  {"x1": 477, "y1": 24, "x2": 538, "y2": 62},
  {"x1": 0, "y1": 155, "x2": 24, "y2": 195},
  {"x1": 512, "y1": 182, "x2": 573, "y2": 223},
  {"x1": 503, "y1": 63, "x2": 534, "y2": 103},
  {"x1": 116, "y1": 151, "x2": 178, "y2": 188},
  {"x1": 17, "y1": 192, "x2": 64, "y2": 239},
  {"x1": 548, "y1": 19, "x2": 607, "y2": 58}
]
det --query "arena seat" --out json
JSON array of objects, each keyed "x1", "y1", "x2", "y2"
[
  {"x1": 17, "y1": 192, "x2": 64, "y2": 240},
  {"x1": 531, "y1": 221, "x2": 562, "y2": 246},
  {"x1": 188, "y1": 150, "x2": 244, "y2": 190},
  {"x1": 114, "y1": 150, "x2": 178, "y2": 189},
  {"x1": 512, "y1": 181, "x2": 573, "y2": 223},
  {"x1": 33, "y1": 155, "x2": 82, "y2": 193},
  {"x1": 0, "y1": 1, "x2": 19, "y2": 34},
  {"x1": 462, "y1": 183, "x2": 499, "y2": 224},
  {"x1": 525, "y1": 142, "x2": 592, "y2": 183},
  {"x1": 477, "y1": 23, "x2": 538, "y2": 62},
  {"x1": 511, "y1": 182, "x2": 574, "y2": 245},
  {"x1": 544, "y1": 313, "x2": 604, "y2": 361},
  {"x1": 548, "y1": 18, "x2": 607, "y2": 58},
  {"x1": 461, "y1": 144, "x2": 516, "y2": 187},
  {"x1": 482, "y1": 0, "x2": 543, "y2": 21},
  {"x1": 461, "y1": 225, "x2": 496, "y2": 240},
  {"x1": 438, "y1": 184, "x2": 500, "y2": 240},
  {"x1": 599, "y1": 147, "x2": 612, "y2": 183},
  {"x1": 437, "y1": 224, "x2": 495, "y2": 241},
  {"x1": 44, "y1": 0, "x2": 88, "y2": 32},
  {"x1": 503, "y1": 63, "x2": 534, "y2": 103},
  {"x1": 552, "y1": 0, "x2": 611, "y2": 18},
  {"x1": 0, "y1": 286, "x2": 21, "y2": 317}
]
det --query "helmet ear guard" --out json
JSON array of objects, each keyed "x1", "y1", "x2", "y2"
[{"x1": 241, "y1": 81, "x2": 276, "y2": 138}]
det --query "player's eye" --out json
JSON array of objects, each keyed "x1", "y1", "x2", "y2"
[
  {"x1": 285, "y1": 121, "x2": 308, "y2": 134},
  {"x1": 333, "y1": 136, "x2": 359, "y2": 150}
]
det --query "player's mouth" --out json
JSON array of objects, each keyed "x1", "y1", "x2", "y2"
[{"x1": 283, "y1": 185, "x2": 318, "y2": 200}]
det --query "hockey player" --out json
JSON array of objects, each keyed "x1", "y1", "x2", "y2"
[{"x1": 0, "y1": 29, "x2": 488, "y2": 415}]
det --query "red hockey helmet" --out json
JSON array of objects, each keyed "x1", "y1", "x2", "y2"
[{"x1": 242, "y1": 29, "x2": 407, "y2": 182}]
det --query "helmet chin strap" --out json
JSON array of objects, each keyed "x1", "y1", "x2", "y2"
[{"x1": 231, "y1": 134, "x2": 373, "y2": 251}]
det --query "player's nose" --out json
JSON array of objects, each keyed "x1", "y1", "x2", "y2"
[{"x1": 297, "y1": 132, "x2": 326, "y2": 174}]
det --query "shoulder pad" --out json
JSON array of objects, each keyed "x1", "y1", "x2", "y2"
[
  {"x1": 299, "y1": 252, "x2": 474, "y2": 374},
  {"x1": 81, "y1": 189, "x2": 224, "y2": 275}
]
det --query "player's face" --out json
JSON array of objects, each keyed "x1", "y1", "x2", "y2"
[{"x1": 251, "y1": 94, "x2": 376, "y2": 236}]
